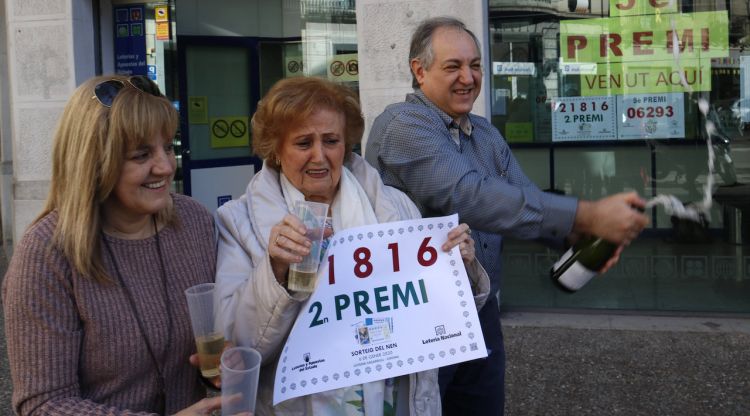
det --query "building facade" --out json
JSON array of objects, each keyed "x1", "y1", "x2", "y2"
[{"x1": 1, "y1": 0, "x2": 747, "y2": 313}]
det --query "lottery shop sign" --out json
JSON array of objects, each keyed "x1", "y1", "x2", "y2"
[
  {"x1": 560, "y1": 0, "x2": 728, "y2": 96},
  {"x1": 617, "y1": 92, "x2": 684, "y2": 139},
  {"x1": 114, "y1": 5, "x2": 147, "y2": 75},
  {"x1": 552, "y1": 93, "x2": 684, "y2": 141},
  {"x1": 552, "y1": 96, "x2": 616, "y2": 141},
  {"x1": 273, "y1": 215, "x2": 487, "y2": 404}
]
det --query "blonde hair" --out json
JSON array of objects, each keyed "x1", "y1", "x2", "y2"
[
  {"x1": 251, "y1": 77, "x2": 364, "y2": 169},
  {"x1": 38, "y1": 75, "x2": 179, "y2": 282}
]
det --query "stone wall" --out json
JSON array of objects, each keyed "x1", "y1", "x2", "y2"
[{"x1": 355, "y1": 0, "x2": 489, "y2": 152}]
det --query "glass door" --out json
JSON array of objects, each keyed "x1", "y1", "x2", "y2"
[
  {"x1": 178, "y1": 37, "x2": 261, "y2": 213},
  {"x1": 259, "y1": 40, "x2": 303, "y2": 98}
]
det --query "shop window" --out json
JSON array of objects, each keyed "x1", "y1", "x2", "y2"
[{"x1": 491, "y1": 0, "x2": 749, "y2": 313}]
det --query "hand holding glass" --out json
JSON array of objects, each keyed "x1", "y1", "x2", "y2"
[
  {"x1": 288, "y1": 200, "x2": 329, "y2": 292},
  {"x1": 184, "y1": 283, "x2": 225, "y2": 378},
  {"x1": 221, "y1": 346, "x2": 262, "y2": 416}
]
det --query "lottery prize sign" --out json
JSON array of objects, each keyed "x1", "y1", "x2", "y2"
[
  {"x1": 552, "y1": 96, "x2": 616, "y2": 141},
  {"x1": 617, "y1": 93, "x2": 685, "y2": 139},
  {"x1": 273, "y1": 214, "x2": 487, "y2": 404}
]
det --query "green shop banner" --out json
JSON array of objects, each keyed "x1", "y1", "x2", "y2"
[
  {"x1": 561, "y1": 11, "x2": 728, "y2": 64},
  {"x1": 561, "y1": 10, "x2": 728, "y2": 95},
  {"x1": 578, "y1": 60, "x2": 711, "y2": 96},
  {"x1": 609, "y1": 0, "x2": 677, "y2": 17}
]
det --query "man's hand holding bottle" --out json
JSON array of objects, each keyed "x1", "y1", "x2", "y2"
[{"x1": 553, "y1": 192, "x2": 650, "y2": 292}]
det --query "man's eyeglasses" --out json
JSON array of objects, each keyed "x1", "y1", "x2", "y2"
[{"x1": 93, "y1": 75, "x2": 163, "y2": 107}]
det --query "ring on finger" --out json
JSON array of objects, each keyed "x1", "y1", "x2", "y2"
[
  {"x1": 466, "y1": 228, "x2": 472, "y2": 235},
  {"x1": 275, "y1": 235, "x2": 282, "y2": 246}
]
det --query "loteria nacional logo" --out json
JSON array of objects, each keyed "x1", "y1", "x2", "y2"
[{"x1": 421, "y1": 324, "x2": 462, "y2": 345}]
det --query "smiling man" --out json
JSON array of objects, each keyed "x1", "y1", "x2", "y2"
[{"x1": 365, "y1": 16, "x2": 649, "y2": 415}]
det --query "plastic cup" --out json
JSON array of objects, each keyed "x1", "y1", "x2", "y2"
[
  {"x1": 221, "y1": 346, "x2": 262, "y2": 416},
  {"x1": 288, "y1": 200, "x2": 329, "y2": 292},
  {"x1": 184, "y1": 283, "x2": 224, "y2": 378}
]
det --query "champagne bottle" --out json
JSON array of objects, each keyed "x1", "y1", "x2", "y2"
[{"x1": 550, "y1": 235, "x2": 617, "y2": 292}]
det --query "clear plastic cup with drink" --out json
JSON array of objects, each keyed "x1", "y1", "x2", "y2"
[
  {"x1": 184, "y1": 282, "x2": 224, "y2": 378},
  {"x1": 288, "y1": 200, "x2": 329, "y2": 292}
]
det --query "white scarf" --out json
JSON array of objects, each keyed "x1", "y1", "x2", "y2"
[
  {"x1": 280, "y1": 167, "x2": 378, "y2": 231},
  {"x1": 280, "y1": 167, "x2": 387, "y2": 415}
]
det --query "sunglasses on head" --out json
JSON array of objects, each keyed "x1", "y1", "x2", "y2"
[{"x1": 93, "y1": 75, "x2": 163, "y2": 107}]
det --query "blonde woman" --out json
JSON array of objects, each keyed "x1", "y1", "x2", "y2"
[{"x1": 3, "y1": 75, "x2": 220, "y2": 415}]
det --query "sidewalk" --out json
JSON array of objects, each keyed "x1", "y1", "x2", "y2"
[{"x1": 501, "y1": 312, "x2": 750, "y2": 416}]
